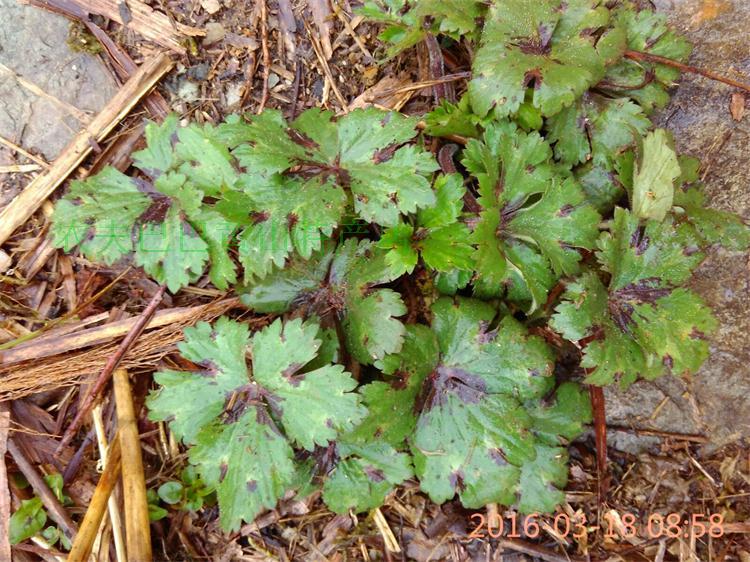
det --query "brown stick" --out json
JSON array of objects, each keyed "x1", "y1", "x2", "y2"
[
  {"x1": 0, "y1": 52, "x2": 173, "y2": 247},
  {"x1": 7, "y1": 438, "x2": 78, "y2": 540},
  {"x1": 114, "y1": 369, "x2": 152, "y2": 562},
  {"x1": 0, "y1": 63, "x2": 91, "y2": 124},
  {"x1": 424, "y1": 34, "x2": 455, "y2": 103},
  {"x1": 375, "y1": 72, "x2": 471, "y2": 97},
  {"x1": 624, "y1": 50, "x2": 750, "y2": 94},
  {"x1": 257, "y1": 0, "x2": 271, "y2": 113},
  {"x1": 0, "y1": 297, "x2": 237, "y2": 367},
  {"x1": 607, "y1": 425, "x2": 709, "y2": 443},
  {"x1": 67, "y1": 437, "x2": 122, "y2": 562},
  {"x1": 0, "y1": 136, "x2": 49, "y2": 168},
  {"x1": 57, "y1": 285, "x2": 167, "y2": 453},
  {"x1": 589, "y1": 384, "x2": 610, "y2": 497}
]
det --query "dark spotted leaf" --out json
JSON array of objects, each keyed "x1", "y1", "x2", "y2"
[
  {"x1": 9, "y1": 498, "x2": 46, "y2": 545},
  {"x1": 241, "y1": 239, "x2": 407, "y2": 364},
  {"x1": 359, "y1": 0, "x2": 485, "y2": 57},
  {"x1": 551, "y1": 208, "x2": 716, "y2": 387},
  {"x1": 462, "y1": 122, "x2": 600, "y2": 310},
  {"x1": 51, "y1": 118, "x2": 239, "y2": 292},
  {"x1": 469, "y1": 0, "x2": 625, "y2": 119},
  {"x1": 350, "y1": 324, "x2": 439, "y2": 447},
  {"x1": 219, "y1": 108, "x2": 438, "y2": 228},
  {"x1": 147, "y1": 316, "x2": 364, "y2": 530},
  {"x1": 322, "y1": 442, "x2": 413, "y2": 513},
  {"x1": 602, "y1": 1, "x2": 692, "y2": 113},
  {"x1": 378, "y1": 174, "x2": 474, "y2": 275},
  {"x1": 673, "y1": 157, "x2": 750, "y2": 250},
  {"x1": 547, "y1": 94, "x2": 651, "y2": 168},
  {"x1": 412, "y1": 297, "x2": 589, "y2": 512}
]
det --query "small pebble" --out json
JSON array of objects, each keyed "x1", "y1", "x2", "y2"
[
  {"x1": 203, "y1": 22, "x2": 225, "y2": 46},
  {"x1": 200, "y1": 0, "x2": 221, "y2": 14},
  {"x1": 0, "y1": 250, "x2": 11, "y2": 274}
]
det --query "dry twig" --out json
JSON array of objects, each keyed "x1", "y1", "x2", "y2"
[
  {"x1": 7, "y1": 438, "x2": 78, "y2": 540},
  {"x1": 0, "y1": 298, "x2": 241, "y2": 400},
  {"x1": 257, "y1": 0, "x2": 271, "y2": 113},
  {"x1": 0, "y1": 403, "x2": 10, "y2": 561},
  {"x1": 625, "y1": 49, "x2": 750, "y2": 93},
  {"x1": 0, "y1": 53, "x2": 174, "y2": 248},
  {"x1": 57, "y1": 285, "x2": 167, "y2": 452},
  {"x1": 0, "y1": 135, "x2": 49, "y2": 168}
]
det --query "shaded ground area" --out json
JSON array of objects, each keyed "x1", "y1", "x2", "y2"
[{"x1": 605, "y1": 0, "x2": 750, "y2": 453}]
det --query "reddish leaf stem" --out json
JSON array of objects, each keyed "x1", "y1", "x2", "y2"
[
  {"x1": 588, "y1": 383, "x2": 610, "y2": 498},
  {"x1": 625, "y1": 49, "x2": 750, "y2": 93}
]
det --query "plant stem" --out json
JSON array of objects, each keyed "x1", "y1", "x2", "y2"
[
  {"x1": 625, "y1": 49, "x2": 750, "y2": 93},
  {"x1": 588, "y1": 384, "x2": 610, "y2": 497}
]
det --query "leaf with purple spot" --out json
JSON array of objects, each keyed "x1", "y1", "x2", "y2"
[
  {"x1": 469, "y1": 0, "x2": 626, "y2": 119},
  {"x1": 412, "y1": 297, "x2": 588, "y2": 512},
  {"x1": 552, "y1": 208, "x2": 717, "y2": 386},
  {"x1": 147, "y1": 316, "x2": 364, "y2": 530}
]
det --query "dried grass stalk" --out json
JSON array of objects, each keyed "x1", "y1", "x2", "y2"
[
  {"x1": 67, "y1": 437, "x2": 122, "y2": 562},
  {"x1": 0, "y1": 298, "x2": 240, "y2": 400},
  {"x1": 114, "y1": 369, "x2": 152, "y2": 562}
]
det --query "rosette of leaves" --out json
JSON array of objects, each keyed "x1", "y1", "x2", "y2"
[
  {"x1": 551, "y1": 207, "x2": 716, "y2": 387},
  {"x1": 146, "y1": 316, "x2": 366, "y2": 530},
  {"x1": 461, "y1": 121, "x2": 600, "y2": 310},
  {"x1": 408, "y1": 297, "x2": 591, "y2": 512},
  {"x1": 215, "y1": 108, "x2": 438, "y2": 280},
  {"x1": 358, "y1": 0, "x2": 486, "y2": 58},
  {"x1": 51, "y1": 115, "x2": 239, "y2": 292},
  {"x1": 601, "y1": 1, "x2": 692, "y2": 113},
  {"x1": 377, "y1": 173, "x2": 474, "y2": 276},
  {"x1": 469, "y1": 0, "x2": 626, "y2": 119},
  {"x1": 241, "y1": 239, "x2": 407, "y2": 364}
]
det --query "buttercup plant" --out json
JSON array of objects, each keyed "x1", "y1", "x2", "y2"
[{"x1": 51, "y1": 0, "x2": 749, "y2": 532}]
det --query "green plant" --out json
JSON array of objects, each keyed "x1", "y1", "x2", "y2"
[
  {"x1": 9, "y1": 474, "x2": 72, "y2": 549},
  {"x1": 151, "y1": 466, "x2": 216, "y2": 518},
  {"x1": 51, "y1": 0, "x2": 749, "y2": 534}
]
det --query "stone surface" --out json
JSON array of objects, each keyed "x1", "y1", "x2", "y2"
[
  {"x1": 605, "y1": 0, "x2": 750, "y2": 452},
  {"x1": 0, "y1": 0, "x2": 116, "y2": 165}
]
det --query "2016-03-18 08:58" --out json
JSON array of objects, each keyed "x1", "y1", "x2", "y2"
[{"x1": 468, "y1": 511, "x2": 726, "y2": 540}]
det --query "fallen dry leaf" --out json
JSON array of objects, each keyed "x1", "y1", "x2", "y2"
[
  {"x1": 731, "y1": 92, "x2": 746, "y2": 121},
  {"x1": 690, "y1": 0, "x2": 731, "y2": 28}
]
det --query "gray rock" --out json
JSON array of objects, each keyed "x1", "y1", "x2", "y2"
[
  {"x1": 0, "y1": 0, "x2": 116, "y2": 163},
  {"x1": 605, "y1": 0, "x2": 750, "y2": 453}
]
